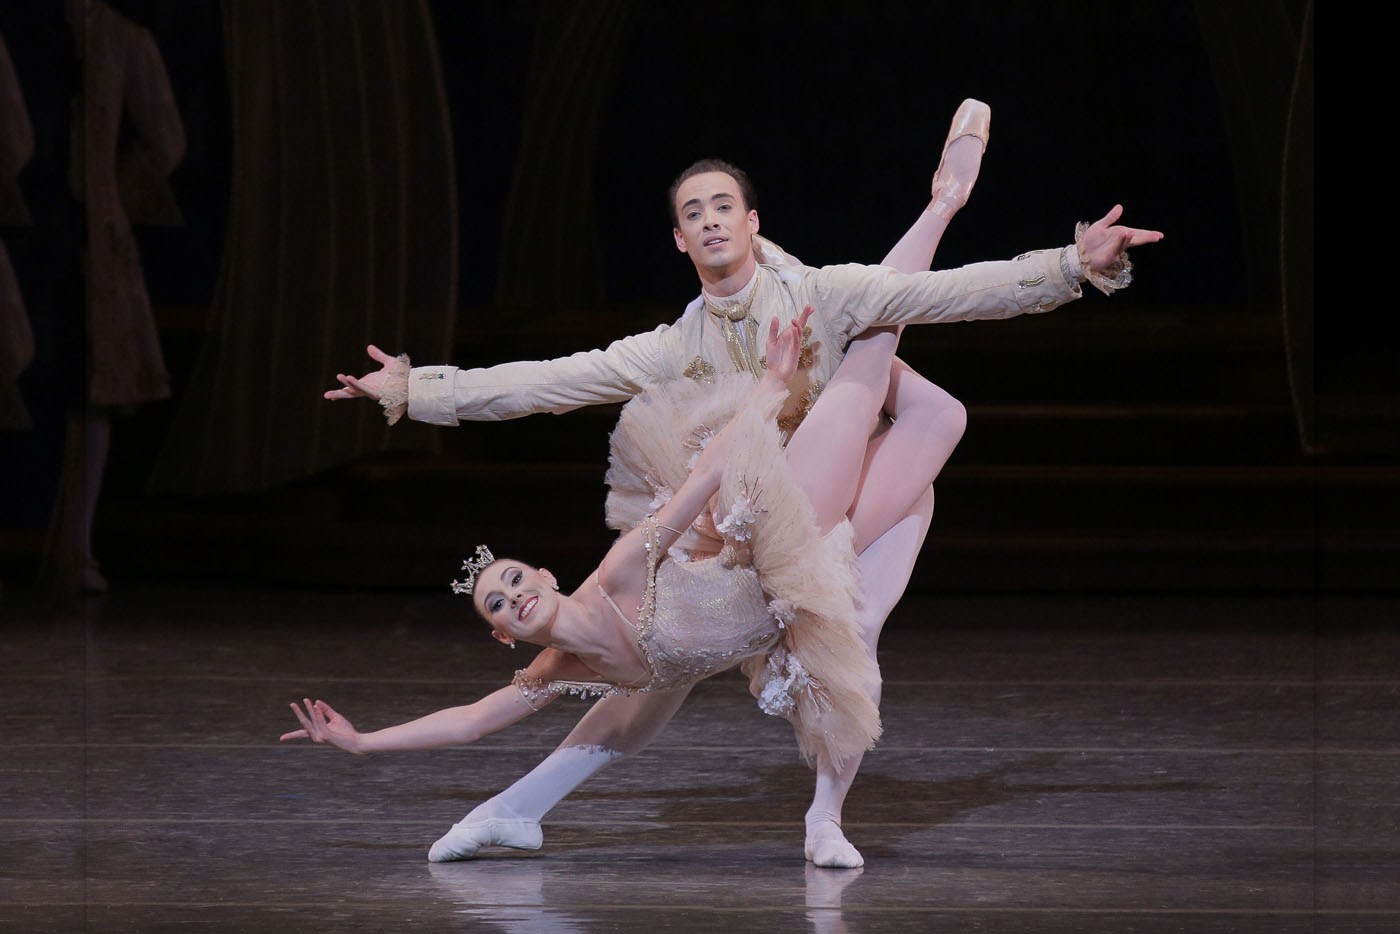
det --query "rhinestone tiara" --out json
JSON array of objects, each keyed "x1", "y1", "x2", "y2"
[{"x1": 450, "y1": 545, "x2": 495, "y2": 595}]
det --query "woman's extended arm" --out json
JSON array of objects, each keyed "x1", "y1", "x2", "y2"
[{"x1": 280, "y1": 682, "x2": 552, "y2": 755}]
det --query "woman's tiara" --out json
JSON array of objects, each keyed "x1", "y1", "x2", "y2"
[{"x1": 450, "y1": 545, "x2": 495, "y2": 595}]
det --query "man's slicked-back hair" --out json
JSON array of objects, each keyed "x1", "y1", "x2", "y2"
[{"x1": 668, "y1": 158, "x2": 757, "y2": 227}]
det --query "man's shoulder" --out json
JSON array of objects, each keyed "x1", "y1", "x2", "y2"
[
  {"x1": 757, "y1": 258, "x2": 821, "y2": 289},
  {"x1": 792, "y1": 261, "x2": 896, "y2": 290},
  {"x1": 674, "y1": 293, "x2": 707, "y2": 327},
  {"x1": 813, "y1": 261, "x2": 892, "y2": 274}
]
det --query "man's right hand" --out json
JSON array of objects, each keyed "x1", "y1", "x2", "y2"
[{"x1": 324, "y1": 344, "x2": 402, "y2": 401}]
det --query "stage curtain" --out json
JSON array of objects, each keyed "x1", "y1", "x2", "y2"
[{"x1": 148, "y1": 0, "x2": 456, "y2": 493}]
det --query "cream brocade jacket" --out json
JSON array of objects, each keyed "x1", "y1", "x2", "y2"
[{"x1": 405, "y1": 243, "x2": 1083, "y2": 429}]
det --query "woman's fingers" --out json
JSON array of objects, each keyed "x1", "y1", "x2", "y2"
[
  {"x1": 302, "y1": 697, "x2": 326, "y2": 739},
  {"x1": 283, "y1": 698, "x2": 343, "y2": 744},
  {"x1": 288, "y1": 701, "x2": 317, "y2": 739}
]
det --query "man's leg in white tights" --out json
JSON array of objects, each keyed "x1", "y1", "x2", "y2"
[
  {"x1": 805, "y1": 489, "x2": 933, "y2": 867},
  {"x1": 428, "y1": 685, "x2": 693, "y2": 861}
]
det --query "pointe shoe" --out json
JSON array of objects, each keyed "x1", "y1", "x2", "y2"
[
  {"x1": 427, "y1": 816, "x2": 543, "y2": 863},
  {"x1": 930, "y1": 98, "x2": 990, "y2": 214}
]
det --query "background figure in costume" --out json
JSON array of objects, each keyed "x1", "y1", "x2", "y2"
[
  {"x1": 40, "y1": 0, "x2": 185, "y2": 596},
  {"x1": 323, "y1": 102, "x2": 1162, "y2": 866},
  {"x1": 0, "y1": 30, "x2": 35, "y2": 432}
]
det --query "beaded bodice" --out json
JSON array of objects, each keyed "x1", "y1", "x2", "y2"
[
  {"x1": 636, "y1": 545, "x2": 780, "y2": 689},
  {"x1": 512, "y1": 515, "x2": 779, "y2": 709}
]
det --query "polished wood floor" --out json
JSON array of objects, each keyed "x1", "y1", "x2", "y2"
[{"x1": 2, "y1": 581, "x2": 1396, "y2": 932}]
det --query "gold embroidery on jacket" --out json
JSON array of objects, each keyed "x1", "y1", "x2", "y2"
[
  {"x1": 683, "y1": 356, "x2": 716, "y2": 382},
  {"x1": 777, "y1": 381, "x2": 825, "y2": 439}
]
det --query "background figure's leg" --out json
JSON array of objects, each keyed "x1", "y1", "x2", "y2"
[
  {"x1": 38, "y1": 408, "x2": 111, "y2": 599},
  {"x1": 848, "y1": 360, "x2": 967, "y2": 554},
  {"x1": 428, "y1": 686, "x2": 693, "y2": 862},
  {"x1": 81, "y1": 409, "x2": 112, "y2": 591},
  {"x1": 806, "y1": 491, "x2": 933, "y2": 868}
]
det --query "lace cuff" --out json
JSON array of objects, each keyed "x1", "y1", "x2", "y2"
[
  {"x1": 1058, "y1": 245, "x2": 1081, "y2": 287},
  {"x1": 377, "y1": 353, "x2": 411, "y2": 425},
  {"x1": 1075, "y1": 222, "x2": 1134, "y2": 296}
]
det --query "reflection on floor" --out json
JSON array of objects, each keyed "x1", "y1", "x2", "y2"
[{"x1": 2, "y1": 583, "x2": 1397, "y2": 932}]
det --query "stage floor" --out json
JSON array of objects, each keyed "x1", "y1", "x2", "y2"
[{"x1": 2, "y1": 583, "x2": 1396, "y2": 932}]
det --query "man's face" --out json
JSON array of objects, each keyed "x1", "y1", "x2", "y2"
[{"x1": 672, "y1": 171, "x2": 759, "y2": 279}]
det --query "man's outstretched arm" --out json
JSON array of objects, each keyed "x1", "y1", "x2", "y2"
[
  {"x1": 325, "y1": 323, "x2": 677, "y2": 425},
  {"x1": 829, "y1": 205, "x2": 1164, "y2": 338}
]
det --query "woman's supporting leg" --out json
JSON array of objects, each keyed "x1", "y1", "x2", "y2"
[{"x1": 427, "y1": 686, "x2": 693, "y2": 862}]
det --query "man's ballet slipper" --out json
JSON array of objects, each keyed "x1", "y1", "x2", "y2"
[{"x1": 805, "y1": 820, "x2": 865, "y2": 869}]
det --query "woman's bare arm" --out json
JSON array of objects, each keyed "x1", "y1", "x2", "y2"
[{"x1": 280, "y1": 683, "x2": 552, "y2": 755}]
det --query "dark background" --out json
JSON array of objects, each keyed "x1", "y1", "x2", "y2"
[
  {"x1": 4, "y1": 1, "x2": 1252, "y2": 312},
  {"x1": 0, "y1": 1, "x2": 1353, "y2": 599}
]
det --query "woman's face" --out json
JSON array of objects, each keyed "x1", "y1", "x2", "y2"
[{"x1": 472, "y1": 559, "x2": 559, "y2": 644}]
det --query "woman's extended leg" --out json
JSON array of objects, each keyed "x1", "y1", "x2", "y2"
[
  {"x1": 848, "y1": 359, "x2": 967, "y2": 553},
  {"x1": 784, "y1": 332, "x2": 966, "y2": 547},
  {"x1": 784, "y1": 326, "x2": 901, "y2": 534}
]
